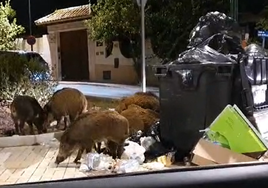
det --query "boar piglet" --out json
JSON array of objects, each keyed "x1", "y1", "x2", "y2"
[
  {"x1": 43, "y1": 87, "x2": 88, "y2": 130},
  {"x1": 10, "y1": 95, "x2": 47, "y2": 135},
  {"x1": 55, "y1": 110, "x2": 129, "y2": 165}
]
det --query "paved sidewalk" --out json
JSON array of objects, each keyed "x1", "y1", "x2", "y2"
[
  {"x1": 0, "y1": 145, "x2": 86, "y2": 185},
  {"x1": 56, "y1": 81, "x2": 159, "y2": 99}
]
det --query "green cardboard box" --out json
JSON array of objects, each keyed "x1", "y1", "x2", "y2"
[{"x1": 206, "y1": 104, "x2": 268, "y2": 154}]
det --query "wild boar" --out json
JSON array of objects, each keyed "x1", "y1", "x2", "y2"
[
  {"x1": 115, "y1": 91, "x2": 160, "y2": 113},
  {"x1": 55, "y1": 110, "x2": 129, "y2": 165},
  {"x1": 120, "y1": 104, "x2": 160, "y2": 136},
  {"x1": 10, "y1": 95, "x2": 47, "y2": 135},
  {"x1": 43, "y1": 87, "x2": 88, "y2": 130}
]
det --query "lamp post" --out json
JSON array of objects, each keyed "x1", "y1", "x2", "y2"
[
  {"x1": 28, "y1": 0, "x2": 33, "y2": 51},
  {"x1": 230, "y1": 0, "x2": 238, "y2": 21},
  {"x1": 136, "y1": 0, "x2": 147, "y2": 92}
]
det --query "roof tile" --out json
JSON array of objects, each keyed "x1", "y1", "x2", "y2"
[{"x1": 35, "y1": 4, "x2": 91, "y2": 26}]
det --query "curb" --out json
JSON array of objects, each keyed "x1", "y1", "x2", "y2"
[{"x1": 0, "y1": 131, "x2": 64, "y2": 148}]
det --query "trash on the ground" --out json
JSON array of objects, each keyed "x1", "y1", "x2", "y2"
[
  {"x1": 113, "y1": 159, "x2": 142, "y2": 173},
  {"x1": 121, "y1": 140, "x2": 146, "y2": 164},
  {"x1": 141, "y1": 161, "x2": 165, "y2": 170},
  {"x1": 145, "y1": 121, "x2": 161, "y2": 142},
  {"x1": 191, "y1": 104, "x2": 268, "y2": 166},
  {"x1": 79, "y1": 163, "x2": 90, "y2": 172},
  {"x1": 143, "y1": 137, "x2": 175, "y2": 162},
  {"x1": 155, "y1": 152, "x2": 176, "y2": 167},
  {"x1": 191, "y1": 138, "x2": 257, "y2": 166},
  {"x1": 254, "y1": 108, "x2": 268, "y2": 141},
  {"x1": 140, "y1": 136, "x2": 156, "y2": 151},
  {"x1": 128, "y1": 130, "x2": 144, "y2": 144},
  {"x1": 82, "y1": 152, "x2": 115, "y2": 172}
]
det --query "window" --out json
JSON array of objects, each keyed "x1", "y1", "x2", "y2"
[
  {"x1": 103, "y1": 70, "x2": 111, "y2": 80},
  {"x1": 96, "y1": 41, "x2": 103, "y2": 47},
  {"x1": 114, "y1": 58, "x2": 119, "y2": 68}
]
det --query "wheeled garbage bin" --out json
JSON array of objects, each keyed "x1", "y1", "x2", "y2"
[{"x1": 155, "y1": 62, "x2": 236, "y2": 160}]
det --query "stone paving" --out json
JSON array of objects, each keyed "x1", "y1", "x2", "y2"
[{"x1": 0, "y1": 144, "x2": 87, "y2": 185}]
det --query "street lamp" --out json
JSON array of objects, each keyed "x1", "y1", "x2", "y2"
[
  {"x1": 230, "y1": 0, "x2": 238, "y2": 21},
  {"x1": 28, "y1": 0, "x2": 33, "y2": 51},
  {"x1": 136, "y1": 0, "x2": 147, "y2": 92}
]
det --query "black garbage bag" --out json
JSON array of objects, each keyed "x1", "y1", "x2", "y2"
[
  {"x1": 188, "y1": 11, "x2": 241, "y2": 49},
  {"x1": 176, "y1": 33, "x2": 241, "y2": 65},
  {"x1": 128, "y1": 122, "x2": 175, "y2": 161}
]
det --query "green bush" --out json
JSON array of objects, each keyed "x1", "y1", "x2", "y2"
[{"x1": 0, "y1": 53, "x2": 58, "y2": 106}]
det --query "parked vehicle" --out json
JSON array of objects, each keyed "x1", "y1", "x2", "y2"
[{"x1": 0, "y1": 50, "x2": 51, "y2": 82}]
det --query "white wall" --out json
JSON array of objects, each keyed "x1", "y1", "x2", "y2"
[{"x1": 15, "y1": 35, "x2": 52, "y2": 69}]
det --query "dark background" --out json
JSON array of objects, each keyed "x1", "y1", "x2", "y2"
[
  {"x1": 1, "y1": 0, "x2": 268, "y2": 37},
  {"x1": 7, "y1": 0, "x2": 90, "y2": 37}
]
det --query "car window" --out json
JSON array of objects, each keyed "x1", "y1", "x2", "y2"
[{"x1": 26, "y1": 53, "x2": 48, "y2": 67}]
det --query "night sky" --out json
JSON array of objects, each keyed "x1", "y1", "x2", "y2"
[
  {"x1": 2, "y1": 0, "x2": 268, "y2": 38},
  {"x1": 3, "y1": 0, "x2": 90, "y2": 37}
]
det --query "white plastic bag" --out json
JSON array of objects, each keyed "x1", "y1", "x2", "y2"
[
  {"x1": 121, "y1": 141, "x2": 146, "y2": 164},
  {"x1": 140, "y1": 136, "x2": 156, "y2": 151},
  {"x1": 114, "y1": 159, "x2": 141, "y2": 173},
  {"x1": 84, "y1": 152, "x2": 115, "y2": 171}
]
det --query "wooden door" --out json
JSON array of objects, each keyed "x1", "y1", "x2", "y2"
[{"x1": 60, "y1": 29, "x2": 89, "y2": 81}]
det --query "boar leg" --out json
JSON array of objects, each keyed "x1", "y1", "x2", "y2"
[
  {"x1": 116, "y1": 142, "x2": 125, "y2": 159},
  {"x1": 73, "y1": 141, "x2": 94, "y2": 164},
  {"x1": 55, "y1": 117, "x2": 62, "y2": 130},
  {"x1": 19, "y1": 121, "x2": 26, "y2": 135},
  {"x1": 14, "y1": 121, "x2": 20, "y2": 135},
  {"x1": 73, "y1": 147, "x2": 85, "y2": 164},
  {"x1": 107, "y1": 141, "x2": 118, "y2": 159},
  {"x1": 63, "y1": 116, "x2": 69, "y2": 130},
  {"x1": 94, "y1": 142, "x2": 102, "y2": 153},
  {"x1": 27, "y1": 121, "x2": 35, "y2": 135}
]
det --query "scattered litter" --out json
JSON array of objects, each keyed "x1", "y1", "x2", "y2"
[
  {"x1": 121, "y1": 141, "x2": 146, "y2": 164},
  {"x1": 113, "y1": 159, "x2": 141, "y2": 173},
  {"x1": 81, "y1": 152, "x2": 115, "y2": 172},
  {"x1": 142, "y1": 162, "x2": 165, "y2": 170},
  {"x1": 155, "y1": 152, "x2": 176, "y2": 167},
  {"x1": 140, "y1": 136, "x2": 156, "y2": 151}
]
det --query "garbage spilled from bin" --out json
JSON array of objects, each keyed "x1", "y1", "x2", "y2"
[{"x1": 78, "y1": 136, "x2": 176, "y2": 174}]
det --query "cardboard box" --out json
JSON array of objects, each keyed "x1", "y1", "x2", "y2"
[{"x1": 191, "y1": 138, "x2": 258, "y2": 166}]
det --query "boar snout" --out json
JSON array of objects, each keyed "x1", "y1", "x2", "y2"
[{"x1": 55, "y1": 155, "x2": 65, "y2": 165}]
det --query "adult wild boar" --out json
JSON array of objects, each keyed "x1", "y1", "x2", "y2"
[
  {"x1": 120, "y1": 104, "x2": 160, "y2": 135},
  {"x1": 55, "y1": 110, "x2": 129, "y2": 165},
  {"x1": 43, "y1": 87, "x2": 88, "y2": 130},
  {"x1": 115, "y1": 91, "x2": 160, "y2": 113},
  {"x1": 10, "y1": 95, "x2": 47, "y2": 135}
]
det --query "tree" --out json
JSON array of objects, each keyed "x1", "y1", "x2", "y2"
[
  {"x1": 86, "y1": 0, "x2": 142, "y2": 79},
  {"x1": 147, "y1": 0, "x2": 230, "y2": 60},
  {"x1": 0, "y1": 0, "x2": 25, "y2": 51},
  {"x1": 256, "y1": 5, "x2": 268, "y2": 31},
  {"x1": 86, "y1": 0, "x2": 230, "y2": 77}
]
